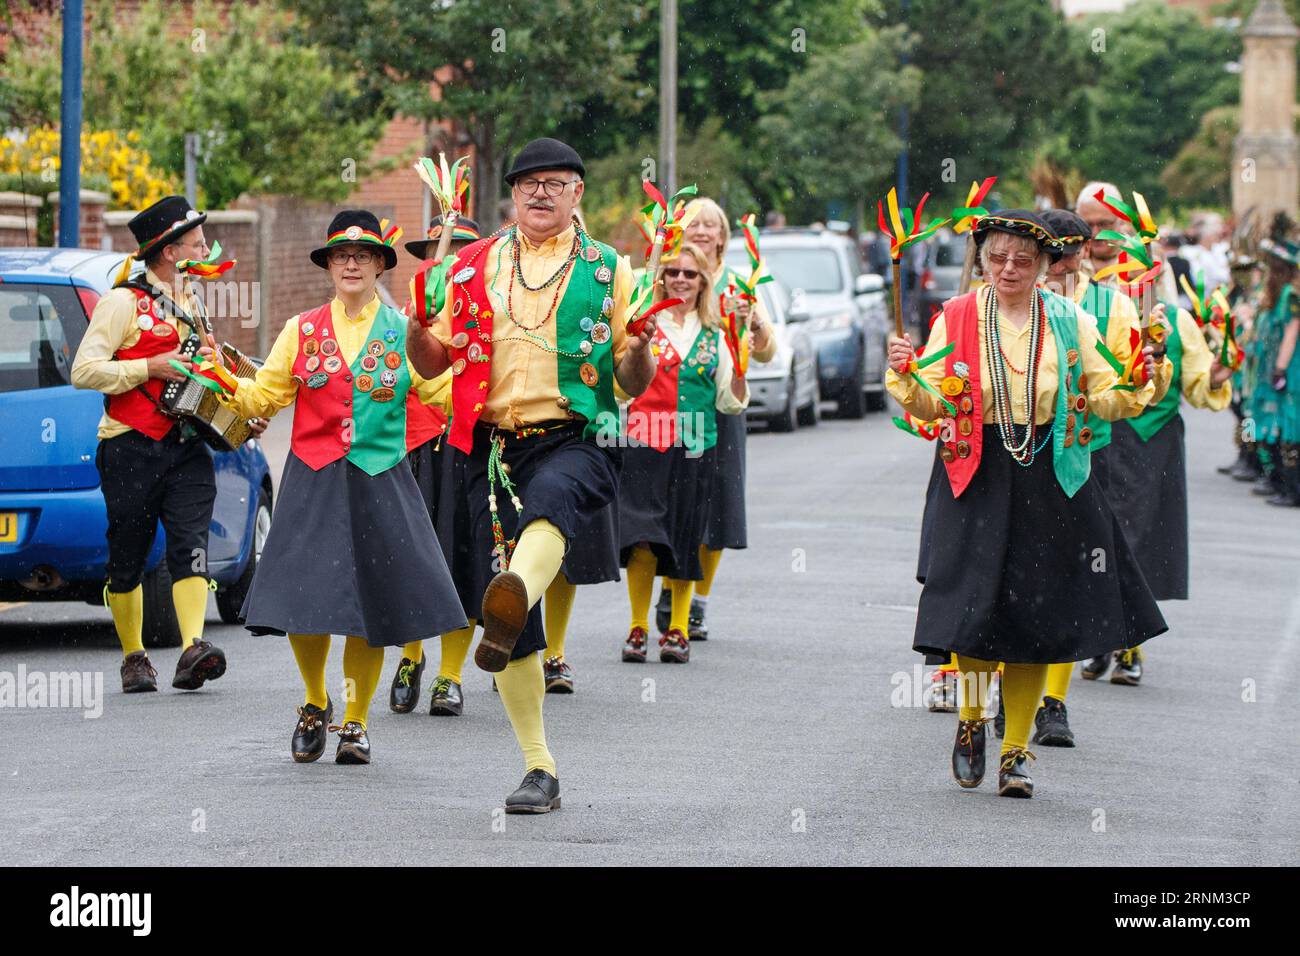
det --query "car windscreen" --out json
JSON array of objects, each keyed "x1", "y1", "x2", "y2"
[
  {"x1": 0, "y1": 283, "x2": 87, "y2": 393},
  {"x1": 761, "y1": 248, "x2": 844, "y2": 294},
  {"x1": 934, "y1": 241, "x2": 967, "y2": 267}
]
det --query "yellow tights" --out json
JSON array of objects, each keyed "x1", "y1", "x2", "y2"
[{"x1": 956, "y1": 655, "x2": 1047, "y2": 753}]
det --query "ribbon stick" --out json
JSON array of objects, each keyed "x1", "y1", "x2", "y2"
[
  {"x1": 626, "y1": 297, "x2": 682, "y2": 338},
  {"x1": 731, "y1": 213, "x2": 773, "y2": 301},
  {"x1": 628, "y1": 180, "x2": 700, "y2": 331},
  {"x1": 414, "y1": 152, "x2": 471, "y2": 264},
  {"x1": 1094, "y1": 326, "x2": 1149, "y2": 392},
  {"x1": 951, "y1": 176, "x2": 996, "y2": 295},
  {"x1": 168, "y1": 358, "x2": 236, "y2": 396},
  {"x1": 892, "y1": 412, "x2": 943, "y2": 441},
  {"x1": 877, "y1": 187, "x2": 951, "y2": 338},
  {"x1": 1210, "y1": 289, "x2": 1246, "y2": 371},
  {"x1": 178, "y1": 240, "x2": 236, "y2": 279}
]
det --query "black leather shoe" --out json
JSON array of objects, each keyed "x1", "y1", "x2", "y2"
[
  {"x1": 997, "y1": 748, "x2": 1035, "y2": 798},
  {"x1": 952, "y1": 718, "x2": 989, "y2": 788},
  {"x1": 291, "y1": 697, "x2": 333, "y2": 763},
  {"x1": 1080, "y1": 654, "x2": 1111, "y2": 680},
  {"x1": 121, "y1": 651, "x2": 158, "y2": 694},
  {"x1": 333, "y1": 720, "x2": 371, "y2": 764},
  {"x1": 1266, "y1": 492, "x2": 1300, "y2": 507},
  {"x1": 688, "y1": 598, "x2": 708, "y2": 641},
  {"x1": 655, "y1": 587, "x2": 672, "y2": 635},
  {"x1": 1110, "y1": 648, "x2": 1143, "y2": 685},
  {"x1": 1031, "y1": 696, "x2": 1075, "y2": 747},
  {"x1": 388, "y1": 656, "x2": 425, "y2": 714},
  {"x1": 504, "y1": 768, "x2": 561, "y2": 814},
  {"x1": 429, "y1": 676, "x2": 463, "y2": 716},
  {"x1": 993, "y1": 693, "x2": 1005, "y2": 738},
  {"x1": 543, "y1": 656, "x2": 574, "y2": 694}
]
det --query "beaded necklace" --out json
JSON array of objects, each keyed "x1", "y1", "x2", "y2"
[
  {"x1": 510, "y1": 225, "x2": 579, "y2": 291},
  {"x1": 983, "y1": 286, "x2": 1047, "y2": 465}
]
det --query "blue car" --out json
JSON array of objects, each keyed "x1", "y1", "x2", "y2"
[{"x1": 0, "y1": 248, "x2": 272, "y2": 646}]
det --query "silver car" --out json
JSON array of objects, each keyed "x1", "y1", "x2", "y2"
[{"x1": 743, "y1": 279, "x2": 820, "y2": 431}]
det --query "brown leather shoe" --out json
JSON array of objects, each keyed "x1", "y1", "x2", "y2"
[
  {"x1": 476, "y1": 571, "x2": 528, "y2": 673},
  {"x1": 121, "y1": 651, "x2": 158, "y2": 694},
  {"x1": 172, "y1": 640, "x2": 227, "y2": 690}
]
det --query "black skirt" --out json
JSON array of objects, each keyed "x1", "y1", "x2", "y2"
[
  {"x1": 619, "y1": 441, "x2": 714, "y2": 580},
  {"x1": 463, "y1": 422, "x2": 622, "y2": 658},
  {"x1": 703, "y1": 410, "x2": 747, "y2": 550},
  {"x1": 561, "y1": 501, "x2": 621, "y2": 585},
  {"x1": 408, "y1": 436, "x2": 477, "y2": 619},
  {"x1": 242, "y1": 452, "x2": 468, "y2": 646},
  {"x1": 913, "y1": 424, "x2": 1167, "y2": 664},
  {"x1": 1105, "y1": 418, "x2": 1190, "y2": 601}
]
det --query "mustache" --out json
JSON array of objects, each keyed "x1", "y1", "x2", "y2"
[{"x1": 526, "y1": 199, "x2": 556, "y2": 211}]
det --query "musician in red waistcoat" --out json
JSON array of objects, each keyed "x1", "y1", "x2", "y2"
[{"x1": 72, "y1": 195, "x2": 250, "y2": 695}]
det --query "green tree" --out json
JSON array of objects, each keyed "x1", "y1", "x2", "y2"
[
  {"x1": 280, "y1": 0, "x2": 644, "y2": 230},
  {"x1": 6, "y1": 0, "x2": 385, "y2": 207}
]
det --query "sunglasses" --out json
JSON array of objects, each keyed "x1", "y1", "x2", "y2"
[{"x1": 663, "y1": 268, "x2": 701, "y2": 280}]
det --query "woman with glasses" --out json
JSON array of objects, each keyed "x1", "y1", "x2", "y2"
[
  {"x1": 645, "y1": 197, "x2": 776, "y2": 644},
  {"x1": 886, "y1": 211, "x2": 1167, "y2": 799},
  {"x1": 619, "y1": 243, "x2": 749, "y2": 664},
  {"x1": 205, "y1": 210, "x2": 467, "y2": 766}
]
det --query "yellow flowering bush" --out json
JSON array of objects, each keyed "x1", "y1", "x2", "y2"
[{"x1": 0, "y1": 128, "x2": 177, "y2": 209}]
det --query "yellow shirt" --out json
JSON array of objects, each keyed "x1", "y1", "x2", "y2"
[
  {"x1": 221, "y1": 295, "x2": 446, "y2": 420},
  {"x1": 886, "y1": 286, "x2": 1159, "y2": 425},
  {"x1": 1172, "y1": 306, "x2": 1233, "y2": 411},
  {"x1": 70, "y1": 268, "x2": 204, "y2": 440},
  {"x1": 427, "y1": 224, "x2": 634, "y2": 429}
]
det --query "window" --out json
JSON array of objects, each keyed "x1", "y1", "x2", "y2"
[
  {"x1": 0, "y1": 284, "x2": 87, "y2": 393},
  {"x1": 761, "y1": 248, "x2": 844, "y2": 294}
]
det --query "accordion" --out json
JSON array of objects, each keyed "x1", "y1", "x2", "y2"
[{"x1": 159, "y1": 336, "x2": 260, "y2": 452}]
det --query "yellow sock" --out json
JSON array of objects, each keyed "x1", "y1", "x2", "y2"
[
  {"x1": 509, "y1": 519, "x2": 566, "y2": 610},
  {"x1": 544, "y1": 576, "x2": 576, "y2": 660},
  {"x1": 439, "y1": 623, "x2": 475, "y2": 684},
  {"x1": 288, "y1": 633, "x2": 331, "y2": 709},
  {"x1": 1001, "y1": 662, "x2": 1049, "y2": 753},
  {"x1": 626, "y1": 545, "x2": 658, "y2": 630},
  {"x1": 171, "y1": 575, "x2": 209, "y2": 649},
  {"x1": 954, "y1": 654, "x2": 999, "y2": 722},
  {"x1": 402, "y1": 640, "x2": 424, "y2": 664},
  {"x1": 105, "y1": 585, "x2": 144, "y2": 657},
  {"x1": 696, "y1": 546, "x2": 723, "y2": 597},
  {"x1": 665, "y1": 577, "x2": 693, "y2": 634},
  {"x1": 342, "y1": 636, "x2": 385, "y2": 729},
  {"x1": 938, "y1": 652, "x2": 959, "y2": 673},
  {"x1": 496, "y1": 652, "x2": 555, "y2": 776},
  {"x1": 1044, "y1": 661, "x2": 1072, "y2": 703}
]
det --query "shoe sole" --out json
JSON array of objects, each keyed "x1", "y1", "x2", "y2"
[
  {"x1": 390, "y1": 701, "x2": 416, "y2": 714},
  {"x1": 172, "y1": 649, "x2": 226, "y2": 690},
  {"x1": 621, "y1": 651, "x2": 646, "y2": 662},
  {"x1": 293, "y1": 748, "x2": 324, "y2": 763},
  {"x1": 429, "y1": 703, "x2": 463, "y2": 716},
  {"x1": 336, "y1": 744, "x2": 371, "y2": 765},
  {"x1": 928, "y1": 701, "x2": 957, "y2": 713},
  {"x1": 689, "y1": 632, "x2": 708, "y2": 642},
  {"x1": 1110, "y1": 674, "x2": 1141, "y2": 686},
  {"x1": 998, "y1": 780, "x2": 1034, "y2": 798},
  {"x1": 545, "y1": 680, "x2": 574, "y2": 694},
  {"x1": 504, "y1": 797, "x2": 561, "y2": 814},
  {"x1": 1080, "y1": 670, "x2": 1106, "y2": 680},
  {"x1": 476, "y1": 573, "x2": 528, "y2": 673},
  {"x1": 954, "y1": 773, "x2": 984, "y2": 789},
  {"x1": 659, "y1": 651, "x2": 688, "y2": 663},
  {"x1": 1033, "y1": 732, "x2": 1075, "y2": 747},
  {"x1": 123, "y1": 682, "x2": 157, "y2": 694}
]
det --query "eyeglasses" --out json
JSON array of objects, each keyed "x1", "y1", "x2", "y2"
[
  {"x1": 513, "y1": 177, "x2": 578, "y2": 198},
  {"x1": 327, "y1": 249, "x2": 377, "y2": 265},
  {"x1": 663, "y1": 268, "x2": 701, "y2": 280},
  {"x1": 986, "y1": 253, "x2": 1038, "y2": 270}
]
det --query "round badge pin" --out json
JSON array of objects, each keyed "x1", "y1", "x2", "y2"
[
  {"x1": 384, "y1": 329, "x2": 399, "y2": 344},
  {"x1": 602, "y1": 296, "x2": 615, "y2": 316},
  {"x1": 345, "y1": 226, "x2": 363, "y2": 240},
  {"x1": 940, "y1": 445, "x2": 956, "y2": 463},
  {"x1": 467, "y1": 343, "x2": 483, "y2": 362},
  {"x1": 303, "y1": 339, "x2": 319, "y2": 356},
  {"x1": 956, "y1": 440, "x2": 971, "y2": 459},
  {"x1": 591, "y1": 322, "x2": 611, "y2": 344},
  {"x1": 384, "y1": 351, "x2": 402, "y2": 369},
  {"x1": 305, "y1": 356, "x2": 321, "y2": 373},
  {"x1": 583, "y1": 245, "x2": 601, "y2": 263},
  {"x1": 306, "y1": 372, "x2": 329, "y2": 389},
  {"x1": 356, "y1": 374, "x2": 374, "y2": 392},
  {"x1": 151, "y1": 324, "x2": 173, "y2": 338},
  {"x1": 450, "y1": 332, "x2": 470, "y2": 349},
  {"x1": 958, "y1": 418, "x2": 973, "y2": 436},
  {"x1": 594, "y1": 265, "x2": 612, "y2": 283},
  {"x1": 368, "y1": 340, "x2": 384, "y2": 357},
  {"x1": 959, "y1": 396, "x2": 973, "y2": 414},
  {"x1": 452, "y1": 358, "x2": 467, "y2": 376},
  {"x1": 320, "y1": 339, "x2": 338, "y2": 356},
  {"x1": 580, "y1": 317, "x2": 594, "y2": 332},
  {"x1": 579, "y1": 341, "x2": 593, "y2": 355},
  {"x1": 137, "y1": 314, "x2": 154, "y2": 331},
  {"x1": 301, "y1": 321, "x2": 315, "y2": 336},
  {"x1": 370, "y1": 387, "x2": 395, "y2": 403},
  {"x1": 361, "y1": 355, "x2": 378, "y2": 372},
  {"x1": 324, "y1": 355, "x2": 343, "y2": 374},
  {"x1": 579, "y1": 362, "x2": 599, "y2": 386},
  {"x1": 953, "y1": 360, "x2": 970, "y2": 379},
  {"x1": 1078, "y1": 427, "x2": 1093, "y2": 446},
  {"x1": 940, "y1": 376, "x2": 964, "y2": 396},
  {"x1": 452, "y1": 266, "x2": 476, "y2": 284}
]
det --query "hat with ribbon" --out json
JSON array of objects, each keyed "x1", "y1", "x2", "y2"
[
  {"x1": 404, "y1": 215, "x2": 482, "y2": 260},
  {"x1": 973, "y1": 209, "x2": 1064, "y2": 261},
  {"x1": 1040, "y1": 209, "x2": 1091, "y2": 256},
  {"x1": 310, "y1": 209, "x2": 402, "y2": 270},
  {"x1": 127, "y1": 195, "x2": 207, "y2": 260}
]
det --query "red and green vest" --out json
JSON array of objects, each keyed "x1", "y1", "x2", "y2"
[
  {"x1": 445, "y1": 233, "x2": 621, "y2": 453},
  {"x1": 1127, "y1": 301, "x2": 1185, "y2": 442},
  {"x1": 626, "y1": 319, "x2": 722, "y2": 455},
  {"x1": 1076, "y1": 279, "x2": 1128, "y2": 452},
  {"x1": 289, "y1": 301, "x2": 411, "y2": 476},
  {"x1": 941, "y1": 289, "x2": 1091, "y2": 498},
  {"x1": 106, "y1": 287, "x2": 182, "y2": 440}
]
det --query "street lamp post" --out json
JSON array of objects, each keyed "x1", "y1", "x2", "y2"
[
  {"x1": 659, "y1": 0, "x2": 677, "y2": 197},
  {"x1": 58, "y1": 0, "x2": 84, "y2": 248}
]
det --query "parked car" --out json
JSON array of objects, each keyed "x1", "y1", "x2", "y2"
[
  {"x1": 918, "y1": 230, "x2": 971, "y2": 333},
  {"x1": 727, "y1": 228, "x2": 889, "y2": 418},
  {"x1": 0, "y1": 248, "x2": 273, "y2": 646},
  {"x1": 741, "y1": 279, "x2": 819, "y2": 431}
]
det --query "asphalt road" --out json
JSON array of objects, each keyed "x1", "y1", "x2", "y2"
[{"x1": 2, "y1": 403, "x2": 1296, "y2": 866}]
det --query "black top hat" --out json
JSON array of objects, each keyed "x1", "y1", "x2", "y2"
[
  {"x1": 1040, "y1": 209, "x2": 1091, "y2": 255},
  {"x1": 403, "y1": 215, "x2": 482, "y2": 260},
  {"x1": 504, "y1": 138, "x2": 585, "y2": 185},
  {"x1": 128, "y1": 195, "x2": 207, "y2": 259},
  {"x1": 309, "y1": 209, "x2": 400, "y2": 270},
  {"x1": 973, "y1": 209, "x2": 1064, "y2": 261}
]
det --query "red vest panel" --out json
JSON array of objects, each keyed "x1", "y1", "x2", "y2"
[
  {"x1": 289, "y1": 303, "x2": 355, "y2": 470},
  {"x1": 106, "y1": 288, "x2": 179, "y2": 441}
]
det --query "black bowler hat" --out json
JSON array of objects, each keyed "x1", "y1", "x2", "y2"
[
  {"x1": 504, "y1": 138, "x2": 585, "y2": 185},
  {"x1": 404, "y1": 215, "x2": 482, "y2": 260},
  {"x1": 128, "y1": 195, "x2": 207, "y2": 259},
  {"x1": 974, "y1": 208, "x2": 1064, "y2": 261},
  {"x1": 1040, "y1": 209, "x2": 1091, "y2": 255},
  {"x1": 309, "y1": 209, "x2": 401, "y2": 270}
]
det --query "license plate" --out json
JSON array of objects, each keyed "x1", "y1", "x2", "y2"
[{"x1": 0, "y1": 513, "x2": 16, "y2": 543}]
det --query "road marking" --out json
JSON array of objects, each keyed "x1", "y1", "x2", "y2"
[{"x1": 864, "y1": 602, "x2": 918, "y2": 613}]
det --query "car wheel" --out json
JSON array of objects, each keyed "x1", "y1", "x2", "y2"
[
  {"x1": 141, "y1": 563, "x2": 182, "y2": 649},
  {"x1": 866, "y1": 389, "x2": 887, "y2": 412},
  {"x1": 836, "y1": 359, "x2": 867, "y2": 419},
  {"x1": 797, "y1": 364, "x2": 821, "y2": 427},
  {"x1": 770, "y1": 377, "x2": 799, "y2": 432},
  {"x1": 217, "y1": 486, "x2": 271, "y2": 625}
]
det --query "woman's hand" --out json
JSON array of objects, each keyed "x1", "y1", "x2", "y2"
[
  {"x1": 1141, "y1": 345, "x2": 1158, "y2": 385},
  {"x1": 887, "y1": 333, "x2": 915, "y2": 374},
  {"x1": 1209, "y1": 356, "x2": 1234, "y2": 389}
]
